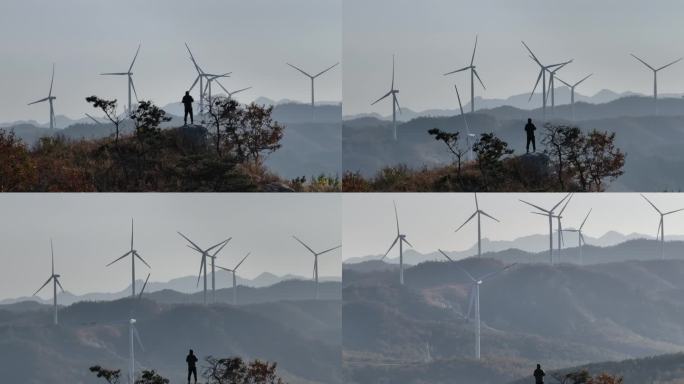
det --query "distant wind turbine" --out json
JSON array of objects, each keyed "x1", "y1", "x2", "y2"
[
  {"x1": 381, "y1": 201, "x2": 413, "y2": 285},
  {"x1": 520, "y1": 194, "x2": 570, "y2": 264},
  {"x1": 549, "y1": 194, "x2": 573, "y2": 261},
  {"x1": 293, "y1": 236, "x2": 341, "y2": 299},
  {"x1": 286, "y1": 62, "x2": 339, "y2": 108},
  {"x1": 641, "y1": 194, "x2": 684, "y2": 259},
  {"x1": 33, "y1": 239, "x2": 64, "y2": 325},
  {"x1": 455, "y1": 193, "x2": 499, "y2": 257},
  {"x1": 444, "y1": 35, "x2": 485, "y2": 113},
  {"x1": 439, "y1": 249, "x2": 515, "y2": 360},
  {"x1": 454, "y1": 85, "x2": 476, "y2": 161},
  {"x1": 630, "y1": 54, "x2": 682, "y2": 115},
  {"x1": 178, "y1": 232, "x2": 231, "y2": 305},
  {"x1": 522, "y1": 41, "x2": 572, "y2": 120},
  {"x1": 107, "y1": 219, "x2": 151, "y2": 298},
  {"x1": 128, "y1": 318, "x2": 145, "y2": 384},
  {"x1": 562, "y1": 209, "x2": 592, "y2": 265},
  {"x1": 28, "y1": 64, "x2": 57, "y2": 130},
  {"x1": 545, "y1": 61, "x2": 572, "y2": 117},
  {"x1": 371, "y1": 55, "x2": 402, "y2": 141},
  {"x1": 216, "y1": 252, "x2": 251, "y2": 305},
  {"x1": 101, "y1": 44, "x2": 141, "y2": 115},
  {"x1": 85, "y1": 113, "x2": 103, "y2": 125},
  {"x1": 556, "y1": 74, "x2": 593, "y2": 121}
]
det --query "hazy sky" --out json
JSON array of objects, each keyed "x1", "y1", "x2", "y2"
[
  {"x1": 343, "y1": 0, "x2": 684, "y2": 115},
  {"x1": 0, "y1": 0, "x2": 341, "y2": 123},
  {"x1": 342, "y1": 193, "x2": 684, "y2": 260},
  {"x1": 0, "y1": 194, "x2": 341, "y2": 300}
]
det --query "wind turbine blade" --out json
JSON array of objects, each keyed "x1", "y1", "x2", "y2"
[
  {"x1": 28, "y1": 97, "x2": 50, "y2": 106},
  {"x1": 521, "y1": 41, "x2": 541, "y2": 65},
  {"x1": 33, "y1": 277, "x2": 53, "y2": 296},
  {"x1": 381, "y1": 236, "x2": 399, "y2": 260},
  {"x1": 438, "y1": 249, "x2": 455, "y2": 262},
  {"x1": 451, "y1": 260, "x2": 477, "y2": 282},
  {"x1": 658, "y1": 58, "x2": 683, "y2": 71},
  {"x1": 641, "y1": 194, "x2": 662, "y2": 214},
  {"x1": 286, "y1": 63, "x2": 313, "y2": 78},
  {"x1": 391, "y1": 54, "x2": 395, "y2": 90},
  {"x1": 106, "y1": 250, "x2": 133, "y2": 267},
  {"x1": 133, "y1": 327, "x2": 145, "y2": 352},
  {"x1": 657, "y1": 218, "x2": 662, "y2": 240},
  {"x1": 530, "y1": 211, "x2": 549, "y2": 217},
  {"x1": 215, "y1": 80, "x2": 231, "y2": 95},
  {"x1": 474, "y1": 193, "x2": 479, "y2": 210},
  {"x1": 631, "y1": 54, "x2": 655, "y2": 71},
  {"x1": 558, "y1": 194, "x2": 573, "y2": 215},
  {"x1": 85, "y1": 113, "x2": 102, "y2": 125},
  {"x1": 177, "y1": 232, "x2": 204, "y2": 253},
  {"x1": 234, "y1": 252, "x2": 251, "y2": 270},
  {"x1": 470, "y1": 35, "x2": 478, "y2": 66},
  {"x1": 479, "y1": 210, "x2": 500, "y2": 223},
  {"x1": 402, "y1": 237, "x2": 414, "y2": 248},
  {"x1": 129, "y1": 44, "x2": 141, "y2": 73},
  {"x1": 130, "y1": 79, "x2": 139, "y2": 103},
  {"x1": 49, "y1": 63, "x2": 55, "y2": 97},
  {"x1": 56, "y1": 278, "x2": 65, "y2": 293},
  {"x1": 455, "y1": 85, "x2": 466, "y2": 115},
  {"x1": 394, "y1": 95, "x2": 403, "y2": 115},
  {"x1": 529, "y1": 70, "x2": 543, "y2": 101},
  {"x1": 196, "y1": 256, "x2": 205, "y2": 288},
  {"x1": 100, "y1": 73, "x2": 129, "y2": 76},
  {"x1": 393, "y1": 201, "x2": 401, "y2": 235},
  {"x1": 318, "y1": 245, "x2": 342, "y2": 255},
  {"x1": 371, "y1": 91, "x2": 392, "y2": 106},
  {"x1": 210, "y1": 240, "x2": 230, "y2": 258},
  {"x1": 443, "y1": 66, "x2": 471, "y2": 76},
  {"x1": 579, "y1": 233, "x2": 586, "y2": 246},
  {"x1": 134, "y1": 251, "x2": 151, "y2": 269},
  {"x1": 580, "y1": 209, "x2": 592, "y2": 230},
  {"x1": 455, "y1": 211, "x2": 478, "y2": 233},
  {"x1": 207, "y1": 237, "x2": 232, "y2": 253},
  {"x1": 230, "y1": 87, "x2": 252, "y2": 96},
  {"x1": 556, "y1": 77, "x2": 571, "y2": 88},
  {"x1": 576, "y1": 73, "x2": 593, "y2": 86},
  {"x1": 473, "y1": 69, "x2": 486, "y2": 90},
  {"x1": 189, "y1": 75, "x2": 200, "y2": 91},
  {"x1": 314, "y1": 62, "x2": 339, "y2": 78},
  {"x1": 51, "y1": 239, "x2": 55, "y2": 275},
  {"x1": 466, "y1": 285, "x2": 476, "y2": 320},
  {"x1": 215, "y1": 265, "x2": 233, "y2": 272},
  {"x1": 551, "y1": 193, "x2": 571, "y2": 212},
  {"x1": 293, "y1": 235, "x2": 317, "y2": 255},
  {"x1": 138, "y1": 273, "x2": 150, "y2": 299},
  {"x1": 479, "y1": 263, "x2": 517, "y2": 282},
  {"x1": 664, "y1": 208, "x2": 684, "y2": 216},
  {"x1": 519, "y1": 199, "x2": 550, "y2": 213}
]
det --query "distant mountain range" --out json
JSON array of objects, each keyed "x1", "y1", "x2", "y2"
[{"x1": 0, "y1": 271, "x2": 340, "y2": 306}]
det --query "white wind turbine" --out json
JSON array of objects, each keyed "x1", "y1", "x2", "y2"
[
  {"x1": 545, "y1": 61, "x2": 572, "y2": 116},
  {"x1": 202, "y1": 72, "x2": 232, "y2": 108},
  {"x1": 216, "y1": 252, "x2": 251, "y2": 305},
  {"x1": 381, "y1": 201, "x2": 413, "y2": 285},
  {"x1": 28, "y1": 63, "x2": 57, "y2": 130},
  {"x1": 219, "y1": 85, "x2": 252, "y2": 100},
  {"x1": 101, "y1": 44, "x2": 141, "y2": 115},
  {"x1": 556, "y1": 74, "x2": 592, "y2": 121},
  {"x1": 293, "y1": 236, "x2": 341, "y2": 299},
  {"x1": 33, "y1": 239, "x2": 65, "y2": 325},
  {"x1": 185, "y1": 43, "x2": 231, "y2": 112},
  {"x1": 522, "y1": 41, "x2": 572, "y2": 120},
  {"x1": 641, "y1": 194, "x2": 684, "y2": 259},
  {"x1": 630, "y1": 54, "x2": 682, "y2": 115},
  {"x1": 455, "y1": 193, "x2": 499, "y2": 257},
  {"x1": 444, "y1": 35, "x2": 485, "y2": 113},
  {"x1": 128, "y1": 318, "x2": 145, "y2": 384},
  {"x1": 454, "y1": 85, "x2": 477, "y2": 161},
  {"x1": 439, "y1": 249, "x2": 515, "y2": 360},
  {"x1": 107, "y1": 219, "x2": 151, "y2": 298},
  {"x1": 562, "y1": 209, "x2": 592, "y2": 265},
  {"x1": 549, "y1": 194, "x2": 573, "y2": 262},
  {"x1": 520, "y1": 194, "x2": 570, "y2": 264},
  {"x1": 286, "y1": 62, "x2": 339, "y2": 108},
  {"x1": 178, "y1": 232, "x2": 231, "y2": 305},
  {"x1": 371, "y1": 55, "x2": 402, "y2": 141}
]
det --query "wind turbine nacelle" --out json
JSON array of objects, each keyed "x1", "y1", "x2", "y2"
[
  {"x1": 130, "y1": 319, "x2": 137, "y2": 324},
  {"x1": 54, "y1": 274, "x2": 61, "y2": 278}
]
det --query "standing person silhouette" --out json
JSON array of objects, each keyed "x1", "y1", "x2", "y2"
[
  {"x1": 186, "y1": 349, "x2": 199, "y2": 384},
  {"x1": 534, "y1": 363, "x2": 546, "y2": 384},
  {"x1": 182, "y1": 91, "x2": 194, "y2": 125},
  {"x1": 525, "y1": 118, "x2": 537, "y2": 153}
]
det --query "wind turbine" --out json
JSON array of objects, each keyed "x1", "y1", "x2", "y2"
[
  {"x1": 128, "y1": 318, "x2": 145, "y2": 384},
  {"x1": 216, "y1": 252, "x2": 251, "y2": 305},
  {"x1": 444, "y1": 35, "x2": 485, "y2": 113},
  {"x1": 631, "y1": 54, "x2": 682, "y2": 115},
  {"x1": 550, "y1": 194, "x2": 573, "y2": 261},
  {"x1": 185, "y1": 43, "x2": 232, "y2": 112},
  {"x1": 28, "y1": 64, "x2": 57, "y2": 130},
  {"x1": 439, "y1": 249, "x2": 515, "y2": 360},
  {"x1": 202, "y1": 72, "x2": 232, "y2": 108},
  {"x1": 33, "y1": 239, "x2": 64, "y2": 325},
  {"x1": 217, "y1": 85, "x2": 252, "y2": 100},
  {"x1": 293, "y1": 236, "x2": 341, "y2": 299},
  {"x1": 455, "y1": 193, "x2": 499, "y2": 257},
  {"x1": 520, "y1": 194, "x2": 570, "y2": 264},
  {"x1": 562, "y1": 209, "x2": 592, "y2": 265},
  {"x1": 522, "y1": 41, "x2": 572, "y2": 120},
  {"x1": 381, "y1": 201, "x2": 413, "y2": 285},
  {"x1": 286, "y1": 62, "x2": 339, "y2": 108},
  {"x1": 641, "y1": 194, "x2": 684, "y2": 259},
  {"x1": 101, "y1": 44, "x2": 141, "y2": 115},
  {"x1": 371, "y1": 55, "x2": 402, "y2": 141},
  {"x1": 107, "y1": 219, "x2": 150, "y2": 298},
  {"x1": 545, "y1": 61, "x2": 572, "y2": 116},
  {"x1": 556, "y1": 74, "x2": 592, "y2": 121},
  {"x1": 178, "y1": 232, "x2": 231, "y2": 305},
  {"x1": 454, "y1": 85, "x2": 476, "y2": 161},
  {"x1": 85, "y1": 113, "x2": 103, "y2": 125}
]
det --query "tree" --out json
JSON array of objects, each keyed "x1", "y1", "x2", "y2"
[
  {"x1": 553, "y1": 371, "x2": 623, "y2": 384},
  {"x1": 472, "y1": 132, "x2": 513, "y2": 190},
  {"x1": 204, "y1": 96, "x2": 243, "y2": 157},
  {"x1": 583, "y1": 130, "x2": 625, "y2": 191},
  {"x1": 86, "y1": 96, "x2": 123, "y2": 145},
  {"x1": 135, "y1": 370, "x2": 170, "y2": 384},
  {"x1": 236, "y1": 103, "x2": 284, "y2": 165},
  {"x1": 0, "y1": 129, "x2": 36, "y2": 191},
  {"x1": 89, "y1": 365, "x2": 121, "y2": 384},
  {"x1": 203, "y1": 356, "x2": 286, "y2": 384},
  {"x1": 428, "y1": 128, "x2": 466, "y2": 177},
  {"x1": 542, "y1": 123, "x2": 582, "y2": 190}
]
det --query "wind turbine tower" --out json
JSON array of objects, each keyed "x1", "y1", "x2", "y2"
[
  {"x1": 520, "y1": 194, "x2": 570, "y2": 264},
  {"x1": 641, "y1": 194, "x2": 684, "y2": 259},
  {"x1": 286, "y1": 62, "x2": 339, "y2": 111},
  {"x1": 381, "y1": 201, "x2": 413, "y2": 284},
  {"x1": 293, "y1": 236, "x2": 341, "y2": 299},
  {"x1": 556, "y1": 74, "x2": 592, "y2": 121},
  {"x1": 28, "y1": 64, "x2": 57, "y2": 130},
  {"x1": 101, "y1": 44, "x2": 141, "y2": 115},
  {"x1": 33, "y1": 239, "x2": 65, "y2": 325},
  {"x1": 216, "y1": 252, "x2": 251, "y2": 305},
  {"x1": 371, "y1": 55, "x2": 402, "y2": 141},
  {"x1": 455, "y1": 193, "x2": 499, "y2": 257},
  {"x1": 107, "y1": 219, "x2": 150, "y2": 298},
  {"x1": 631, "y1": 54, "x2": 682, "y2": 115}
]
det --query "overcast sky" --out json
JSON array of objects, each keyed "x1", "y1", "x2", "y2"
[
  {"x1": 342, "y1": 193, "x2": 684, "y2": 260},
  {"x1": 0, "y1": 194, "x2": 341, "y2": 300},
  {"x1": 0, "y1": 0, "x2": 341, "y2": 123},
  {"x1": 343, "y1": 0, "x2": 684, "y2": 115}
]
